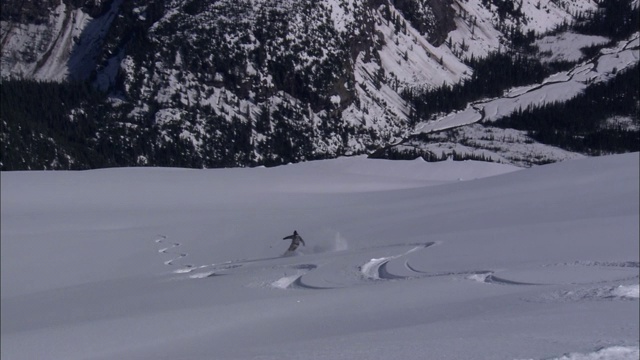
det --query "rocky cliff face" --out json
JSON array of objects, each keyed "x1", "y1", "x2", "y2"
[
  {"x1": 1, "y1": 0, "x2": 110, "y2": 23},
  {"x1": 1, "y1": 0, "x2": 117, "y2": 80},
  {"x1": 3, "y1": 0, "x2": 620, "y2": 170}
]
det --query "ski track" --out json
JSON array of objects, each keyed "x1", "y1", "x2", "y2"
[
  {"x1": 535, "y1": 284, "x2": 640, "y2": 303},
  {"x1": 154, "y1": 235, "x2": 193, "y2": 272},
  {"x1": 484, "y1": 273, "x2": 543, "y2": 286},
  {"x1": 542, "y1": 261, "x2": 640, "y2": 285},
  {"x1": 359, "y1": 242, "x2": 436, "y2": 280},
  {"x1": 461, "y1": 261, "x2": 640, "y2": 303},
  {"x1": 553, "y1": 260, "x2": 640, "y2": 269},
  {"x1": 174, "y1": 241, "x2": 441, "y2": 289},
  {"x1": 271, "y1": 264, "x2": 321, "y2": 290},
  {"x1": 154, "y1": 236, "x2": 638, "y2": 299}
]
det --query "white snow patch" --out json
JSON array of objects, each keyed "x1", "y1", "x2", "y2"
[
  {"x1": 189, "y1": 271, "x2": 215, "y2": 279},
  {"x1": 173, "y1": 268, "x2": 193, "y2": 274},
  {"x1": 535, "y1": 346, "x2": 640, "y2": 360},
  {"x1": 271, "y1": 274, "x2": 301, "y2": 289},
  {"x1": 467, "y1": 273, "x2": 491, "y2": 283},
  {"x1": 611, "y1": 284, "x2": 640, "y2": 299},
  {"x1": 543, "y1": 284, "x2": 640, "y2": 303},
  {"x1": 361, "y1": 258, "x2": 389, "y2": 280}
]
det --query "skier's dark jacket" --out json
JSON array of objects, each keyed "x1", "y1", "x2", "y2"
[{"x1": 283, "y1": 230, "x2": 305, "y2": 251}]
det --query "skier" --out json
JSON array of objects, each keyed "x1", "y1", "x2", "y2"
[{"x1": 283, "y1": 230, "x2": 305, "y2": 252}]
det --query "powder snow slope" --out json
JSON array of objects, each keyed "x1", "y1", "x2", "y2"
[{"x1": 1, "y1": 154, "x2": 638, "y2": 360}]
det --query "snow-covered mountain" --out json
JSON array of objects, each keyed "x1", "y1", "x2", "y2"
[
  {"x1": 1, "y1": 0, "x2": 638, "y2": 169},
  {"x1": 377, "y1": 32, "x2": 639, "y2": 166},
  {"x1": 1, "y1": 0, "x2": 117, "y2": 81}
]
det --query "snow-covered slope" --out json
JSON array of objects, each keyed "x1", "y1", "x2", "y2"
[
  {"x1": 2, "y1": 153, "x2": 638, "y2": 359},
  {"x1": 378, "y1": 31, "x2": 639, "y2": 166}
]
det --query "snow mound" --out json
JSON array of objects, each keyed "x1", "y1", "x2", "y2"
[
  {"x1": 545, "y1": 346, "x2": 639, "y2": 360},
  {"x1": 189, "y1": 271, "x2": 216, "y2": 279},
  {"x1": 271, "y1": 274, "x2": 301, "y2": 289},
  {"x1": 541, "y1": 284, "x2": 640, "y2": 303},
  {"x1": 611, "y1": 284, "x2": 640, "y2": 299}
]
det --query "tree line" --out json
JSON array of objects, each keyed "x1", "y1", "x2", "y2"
[
  {"x1": 403, "y1": 51, "x2": 571, "y2": 124},
  {"x1": 491, "y1": 63, "x2": 639, "y2": 155},
  {"x1": 0, "y1": 79, "x2": 104, "y2": 170}
]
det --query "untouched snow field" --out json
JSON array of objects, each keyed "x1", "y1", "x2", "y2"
[{"x1": 1, "y1": 154, "x2": 638, "y2": 360}]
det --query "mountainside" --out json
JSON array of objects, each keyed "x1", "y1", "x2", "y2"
[{"x1": 1, "y1": 0, "x2": 638, "y2": 169}]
